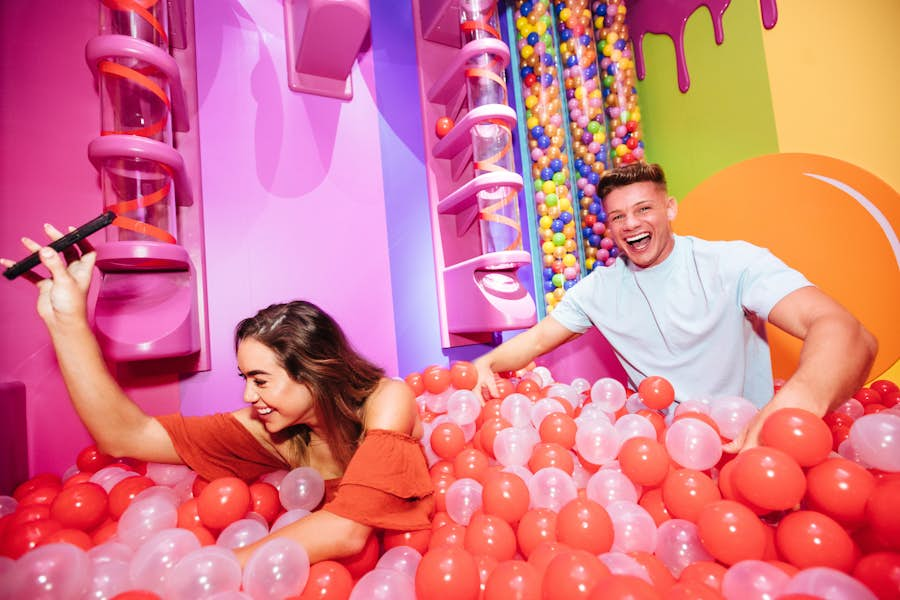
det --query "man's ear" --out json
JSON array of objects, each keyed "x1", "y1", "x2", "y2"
[{"x1": 666, "y1": 196, "x2": 678, "y2": 221}]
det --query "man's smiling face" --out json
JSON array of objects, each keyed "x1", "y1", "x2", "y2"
[{"x1": 603, "y1": 180, "x2": 677, "y2": 269}]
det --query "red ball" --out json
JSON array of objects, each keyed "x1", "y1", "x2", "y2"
[
  {"x1": 404, "y1": 372, "x2": 425, "y2": 396},
  {"x1": 618, "y1": 436, "x2": 670, "y2": 488},
  {"x1": 852, "y1": 551, "x2": 900, "y2": 600},
  {"x1": 869, "y1": 379, "x2": 899, "y2": 398},
  {"x1": 297, "y1": 560, "x2": 354, "y2": 600},
  {"x1": 464, "y1": 512, "x2": 517, "y2": 562},
  {"x1": 516, "y1": 508, "x2": 558, "y2": 558},
  {"x1": 49, "y1": 482, "x2": 108, "y2": 531},
  {"x1": 638, "y1": 376, "x2": 675, "y2": 410},
  {"x1": 76, "y1": 445, "x2": 115, "y2": 474},
  {"x1": 805, "y1": 457, "x2": 876, "y2": 525},
  {"x1": 732, "y1": 447, "x2": 806, "y2": 511},
  {"x1": 430, "y1": 422, "x2": 466, "y2": 459},
  {"x1": 13, "y1": 473, "x2": 61, "y2": 502},
  {"x1": 541, "y1": 549, "x2": 611, "y2": 600},
  {"x1": 483, "y1": 559, "x2": 541, "y2": 600},
  {"x1": 482, "y1": 470, "x2": 530, "y2": 526},
  {"x1": 775, "y1": 510, "x2": 856, "y2": 572},
  {"x1": 435, "y1": 116, "x2": 455, "y2": 139},
  {"x1": 538, "y1": 412, "x2": 577, "y2": 449},
  {"x1": 661, "y1": 469, "x2": 721, "y2": 523},
  {"x1": 853, "y1": 387, "x2": 883, "y2": 406},
  {"x1": 383, "y1": 528, "x2": 431, "y2": 554},
  {"x1": 759, "y1": 407, "x2": 832, "y2": 467},
  {"x1": 422, "y1": 366, "x2": 452, "y2": 395},
  {"x1": 450, "y1": 361, "x2": 478, "y2": 391},
  {"x1": 248, "y1": 482, "x2": 282, "y2": 524},
  {"x1": 336, "y1": 532, "x2": 380, "y2": 579},
  {"x1": 196, "y1": 477, "x2": 251, "y2": 530},
  {"x1": 2, "y1": 519, "x2": 63, "y2": 559},
  {"x1": 696, "y1": 500, "x2": 768, "y2": 566},
  {"x1": 866, "y1": 480, "x2": 900, "y2": 550},
  {"x1": 415, "y1": 545, "x2": 480, "y2": 600},
  {"x1": 556, "y1": 497, "x2": 613, "y2": 554},
  {"x1": 108, "y1": 476, "x2": 154, "y2": 519},
  {"x1": 528, "y1": 442, "x2": 575, "y2": 474}
]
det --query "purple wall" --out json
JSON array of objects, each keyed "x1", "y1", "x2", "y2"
[{"x1": 0, "y1": 0, "x2": 621, "y2": 484}]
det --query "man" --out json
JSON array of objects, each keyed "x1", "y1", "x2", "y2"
[{"x1": 474, "y1": 163, "x2": 877, "y2": 452}]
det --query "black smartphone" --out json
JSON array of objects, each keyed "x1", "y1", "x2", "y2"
[{"x1": 3, "y1": 211, "x2": 117, "y2": 280}]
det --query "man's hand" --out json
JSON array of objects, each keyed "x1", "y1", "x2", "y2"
[
  {"x1": 722, "y1": 386, "x2": 830, "y2": 454},
  {"x1": 472, "y1": 357, "x2": 499, "y2": 401}
]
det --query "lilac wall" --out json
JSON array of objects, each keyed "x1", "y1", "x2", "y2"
[
  {"x1": 0, "y1": 1, "x2": 621, "y2": 484},
  {"x1": 178, "y1": 1, "x2": 401, "y2": 415}
]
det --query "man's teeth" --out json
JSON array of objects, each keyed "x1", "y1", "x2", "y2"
[
  {"x1": 627, "y1": 233, "x2": 650, "y2": 244},
  {"x1": 258, "y1": 407, "x2": 273, "y2": 415}
]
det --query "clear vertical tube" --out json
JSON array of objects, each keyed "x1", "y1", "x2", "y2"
[
  {"x1": 100, "y1": 0, "x2": 169, "y2": 49},
  {"x1": 552, "y1": 0, "x2": 612, "y2": 272},
  {"x1": 511, "y1": 0, "x2": 582, "y2": 313},
  {"x1": 460, "y1": 0, "x2": 523, "y2": 257},
  {"x1": 592, "y1": 0, "x2": 646, "y2": 167}
]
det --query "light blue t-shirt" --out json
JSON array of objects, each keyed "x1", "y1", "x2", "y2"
[{"x1": 550, "y1": 235, "x2": 812, "y2": 407}]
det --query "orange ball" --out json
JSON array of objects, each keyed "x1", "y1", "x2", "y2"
[
  {"x1": 696, "y1": 500, "x2": 768, "y2": 566},
  {"x1": 618, "y1": 436, "x2": 670, "y2": 488},
  {"x1": 775, "y1": 510, "x2": 856, "y2": 572},
  {"x1": 759, "y1": 407, "x2": 832, "y2": 467},
  {"x1": 435, "y1": 116, "x2": 455, "y2": 139},
  {"x1": 638, "y1": 376, "x2": 675, "y2": 410},
  {"x1": 556, "y1": 497, "x2": 613, "y2": 554}
]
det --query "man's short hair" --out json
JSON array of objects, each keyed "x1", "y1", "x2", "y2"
[{"x1": 598, "y1": 163, "x2": 667, "y2": 199}]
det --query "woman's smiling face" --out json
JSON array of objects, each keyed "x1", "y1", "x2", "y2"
[
  {"x1": 237, "y1": 337, "x2": 317, "y2": 433},
  {"x1": 603, "y1": 180, "x2": 678, "y2": 269}
]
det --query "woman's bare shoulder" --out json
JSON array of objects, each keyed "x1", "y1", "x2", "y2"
[{"x1": 362, "y1": 378, "x2": 420, "y2": 437}]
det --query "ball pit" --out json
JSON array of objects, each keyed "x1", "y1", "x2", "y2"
[{"x1": 1, "y1": 366, "x2": 898, "y2": 598}]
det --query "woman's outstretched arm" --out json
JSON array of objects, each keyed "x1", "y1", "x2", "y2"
[{"x1": 2, "y1": 225, "x2": 180, "y2": 463}]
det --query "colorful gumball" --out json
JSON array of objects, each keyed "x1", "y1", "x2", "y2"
[
  {"x1": 759, "y1": 407, "x2": 832, "y2": 467},
  {"x1": 638, "y1": 376, "x2": 675, "y2": 410},
  {"x1": 435, "y1": 116, "x2": 455, "y2": 139},
  {"x1": 197, "y1": 477, "x2": 251, "y2": 530}
]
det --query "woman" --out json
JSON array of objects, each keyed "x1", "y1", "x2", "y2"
[{"x1": 1, "y1": 224, "x2": 434, "y2": 564}]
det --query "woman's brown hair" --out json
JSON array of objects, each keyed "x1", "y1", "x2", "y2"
[{"x1": 234, "y1": 301, "x2": 384, "y2": 469}]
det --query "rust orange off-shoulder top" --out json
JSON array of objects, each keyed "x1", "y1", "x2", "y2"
[{"x1": 156, "y1": 413, "x2": 434, "y2": 530}]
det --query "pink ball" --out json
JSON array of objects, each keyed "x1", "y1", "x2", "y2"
[
  {"x1": 654, "y1": 519, "x2": 713, "y2": 577},
  {"x1": 527, "y1": 467, "x2": 578, "y2": 512},
  {"x1": 242, "y1": 539, "x2": 310, "y2": 599},
  {"x1": 279, "y1": 466, "x2": 325, "y2": 511},
  {"x1": 848, "y1": 413, "x2": 900, "y2": 471},
  {"x1": 129, "y1": 528, "x2": 201, "y2": 591},
  {"x1": 721, "y1": 560, "x2": 790, "y2": 600},
  {"x1": 585, "y1": 469, "x2": 640, "y2": 507},
  {"x1": 445, "y1": 478, "x2": 483, "y2": 526},
  {"x1": 350, "y1": 568, "x2": 416, "y2": 600},
  {"x1": 664, "y1": 418, "x2": 722, "y2": 471},
  {"x1": 165, "y1": 546, "x2": 243, "y2": 600},
  {"x1": 607, "y1": 500, "x2": 657, "y2": 553},
  {"x1": 494, "y1": 427, "x2": 540, "y2": 468},
  {"x1": 590, "y1": 377, "x2": 627, "y2": 412}
]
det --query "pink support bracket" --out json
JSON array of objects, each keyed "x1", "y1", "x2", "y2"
[
  {"x1": 427, "y1": 38, "x2": 510, "y2": 105},
  {"x1": 87, "y1": 135, "x2": 200, "y2": 362},
  {"x1": 443, "y1": 251, "x2": 535, "y2": 335},
  {"x1": 85, "y1": 35, "x2": 189, "y2": 133},
  {"x1": 88, "y1": 135, "x2": 194, "y2": 206},
  {"x1": 438, "y1": 171, "x2": 524, "y2": 236},
  {"x1": 283, "y1": 0, "x2": 371, "y2": 100}
]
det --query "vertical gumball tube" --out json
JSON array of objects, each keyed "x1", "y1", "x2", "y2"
[
  {"x1": 592, "y1": 0, "x2": 646, "y2": 167},
  {"x1": 511, "y1": 0, "x2": 582, "y2": 314},
  {"x1": 460, "y1": 0, "x2": 523, "y2": 256},
  {"x1": 100, "y1": 0, "x2": 169, "y2": 48},
  {"x1": 551, "y1": 0, "x2": 613, "y2": 272}
]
